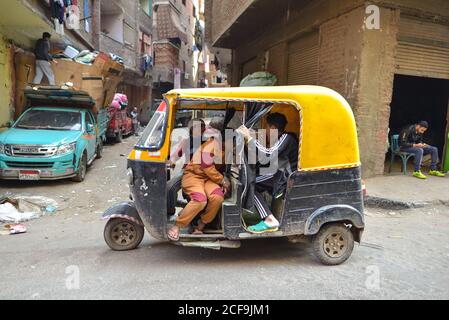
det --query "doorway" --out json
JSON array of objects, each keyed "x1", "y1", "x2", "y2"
[{"x1": 389, "y1": 75, "x2": 449, "y2": 162}]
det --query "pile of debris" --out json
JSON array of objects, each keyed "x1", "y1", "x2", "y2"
[{"x1": 0, "y1": 196, "x2": 58, "y2": 236}]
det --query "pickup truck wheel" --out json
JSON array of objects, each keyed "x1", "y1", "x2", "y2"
[
  {"x1": 312, "y1": 223, "x2": 354, "y2": 266},
  {"x1": 72, "y1": 154, "x2": 87, "y2": 182},
  {"x1": 115, "y1": 130, "x2": 123, "y2": 143},
  {"x1": 104, "y1": 218, "x2": 144, "y2": 251},
  {"x1": 96, "y1": 140, "x2": 103, "y2": 159}
]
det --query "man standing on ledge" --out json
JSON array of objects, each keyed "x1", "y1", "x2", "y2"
[
  {"x1": 399, "y1": 121, "x2": 445, "y2": 179},
  {"x1": 33, "y1": 32, "x2": 57, "y2": 86}
]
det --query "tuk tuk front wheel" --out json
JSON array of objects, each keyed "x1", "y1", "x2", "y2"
[
  {"x1": 104, "y1": 218, "x2": 144, "y2": 251},
  {"x1": 312, "y1": 223, "x2": 354, "y2": 266}
]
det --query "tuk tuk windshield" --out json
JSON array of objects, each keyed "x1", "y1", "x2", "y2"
[{"x1": 137, "y1": 100, "x2": 168, "y2": 150}]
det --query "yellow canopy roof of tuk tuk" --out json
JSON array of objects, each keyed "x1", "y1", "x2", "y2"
[{"x1": 166, "y1": 86, "x2": 360, "y2": 172}]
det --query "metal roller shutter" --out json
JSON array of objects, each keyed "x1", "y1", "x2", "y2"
[
  {"x1": 287, "y1": 31, "x2": 319, "y2": 85},
  {"x1": 241, "y1": 57, "x2": 259, "y2": 79},
  {"x1": 397, "y1": 16, "x2": 449, "y2": 80}
]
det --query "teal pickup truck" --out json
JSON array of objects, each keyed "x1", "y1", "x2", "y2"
[{"x1": 0, "y1": 89, "x2": 108, "y2": 182}]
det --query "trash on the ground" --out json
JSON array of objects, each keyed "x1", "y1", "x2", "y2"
[
  {"x1": 0, "y1": 196, "x2": 58, "y2": 223},
  {"x1": 85, "y1": 190, "x2": 93, "y2": 193},
  {"x1": 103, "y1": 165, "x2": 118, "y2": 169},
  {"x1": 45, "y1": 205, "x2": 57, "y2": 214},
  {"x1": 9, "y1": 224, "x2": 27, "y2": 235}
]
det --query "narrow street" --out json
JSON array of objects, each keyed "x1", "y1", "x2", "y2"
[{"x1": 0, "y1": 136, "x2": 448, "y2": 300}]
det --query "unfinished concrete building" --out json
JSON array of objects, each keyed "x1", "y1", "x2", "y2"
[{"x1": 206, "y1": 0, "x2": 449, "y2": 177}]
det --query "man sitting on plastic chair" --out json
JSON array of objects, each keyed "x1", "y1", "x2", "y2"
[{"x1": 399, "y1": 121, "x2": 445, "y2": 179}]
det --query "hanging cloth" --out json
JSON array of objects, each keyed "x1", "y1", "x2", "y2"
[
  {"x1": 66, "y1": 5, "x2": 80, "y2": 30},
  {"x1": 84, "y1": 0, "x2": 90, "y2": 32}
]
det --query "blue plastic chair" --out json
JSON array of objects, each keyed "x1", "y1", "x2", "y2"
[{"x1": 389, "y1": 135, "x2": 415, "y2": 175}]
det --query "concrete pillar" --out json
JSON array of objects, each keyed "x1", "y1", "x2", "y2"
[
  {"x1": 355, "y1": 7, "x2": 400, "y2": 177},
  {"x1": 92, "y1": 0, "x2": 101, "y2": 50}
]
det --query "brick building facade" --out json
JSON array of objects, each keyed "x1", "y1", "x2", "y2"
[
  {"x1": 206, "y1": 0, "x2": 449, "y2": 177},
  {"x1": 100, "y1": 0, "x2": 154, "y2": 123},
  {"x1": 152, "y1": 0, "x2": 205, "y2": 103},
  {"x1": 0, "y1": 0, "x2": 154, "y2": 127}
]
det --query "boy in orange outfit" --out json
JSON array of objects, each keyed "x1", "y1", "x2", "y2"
[{"x1": 168, "y1": 133, "x2": 230, "y2": 241}]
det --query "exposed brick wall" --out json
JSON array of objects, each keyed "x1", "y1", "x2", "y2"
[
  {"x1": 355, "y1": 8, "x2": 400, "y2": 177},
  {"x1": 267, "y1": 43, "x2": 287, "y2": 85},
  {"x1": 153, "y1": 42, "x2": 179, "y2": 83},
  {"x1": 318, "y1": 6, "x2": 401, "y2": 177},
  {"x1": 318, "y1": 7, "x2": 365, "y2": 110},
  {"x1": 207, "y1": 0, "x2": 446, "y2": 176},
  {"x1": 155, "y1": 43, "x2": 179, "y2": 67}
]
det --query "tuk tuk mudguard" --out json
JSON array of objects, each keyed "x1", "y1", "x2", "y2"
[
  {"x1": 304, "y1": 205, "x2": 364, "y2": 239},
  {"x1": 128, "y1": 160, "x2": 168, "y2": 240},
  {"x1": 283, "y1": 167, "x2": 365, "y2": 241},
  {"x1": 102, "y1": 201, "x2": 144, "y2": 226}
]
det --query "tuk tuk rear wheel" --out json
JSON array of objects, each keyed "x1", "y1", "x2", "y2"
[
  {"x1": 312, "y1": 223, "x2": 354, "y2": 266},
  {"x1": 104, "y1": 218, "x2": 144, "y2": 251}
]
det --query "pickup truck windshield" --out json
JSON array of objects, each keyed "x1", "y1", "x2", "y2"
[{"x1": 15, "y1": 110, "x2": 82, "y2": 131}]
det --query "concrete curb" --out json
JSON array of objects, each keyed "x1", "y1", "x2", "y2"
[{"x1": 364, "y1": 195, "x2": 429, "y2": 210}]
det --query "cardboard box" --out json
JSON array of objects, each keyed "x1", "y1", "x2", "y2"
[
  {"x1": 14, "y1": 51, "x2": 124, "y2": 118},
  {"x1": 81, "y1": 76, "x2": 104, "y2": 110}
]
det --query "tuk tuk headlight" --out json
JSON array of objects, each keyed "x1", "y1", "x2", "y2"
[
  {"x1": 57, "y1": 142, "x2": 77, "y2": 155},
  {"x1": 127, "y1": 168, "x2": 134, "y2": 186},
  {"x1": 0, "y1": 143, "x2": 4, "y2": 154}
]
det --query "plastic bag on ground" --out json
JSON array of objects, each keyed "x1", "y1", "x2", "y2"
[{"x1": 0, "y1": 196, "x2": 58, "y2": 223}]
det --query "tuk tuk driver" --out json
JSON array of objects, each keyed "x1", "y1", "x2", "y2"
[
  {"x1": 238, "y1": 113, "x2": 299, "y2": 234},
  {"x1": 168, "y1": 120, "x2": 231, "y2": 241}
]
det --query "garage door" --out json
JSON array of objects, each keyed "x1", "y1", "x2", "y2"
[
  {"x1": 397, "y1": 15, "x2": 449, "y2": 80},
  {"x1": 287, "y1": 31, "x2": 319, "y2": 85}
]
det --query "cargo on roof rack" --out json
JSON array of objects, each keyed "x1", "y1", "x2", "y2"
[{"x1": 24, "y1": 88, "x2": 95, "y2": 109}]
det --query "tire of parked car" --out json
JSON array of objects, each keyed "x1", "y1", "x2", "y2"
[
  {"x1": 311, "y1": 223, "x2": 355, "y2": 266},
  {"x1": 115, "y1": 130, "x2": 123, "y2": 143},
  {"x1": 96, "y1": 140, "x2": 103, "y2": 159},
  {"x1": 104, "y1": 218, "x2": 145, "y2": 251},
  {"x1": 72, "y1": 153, "x2": 87, "y2": 183}
]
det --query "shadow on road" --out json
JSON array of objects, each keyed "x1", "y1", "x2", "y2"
[{"x1": 97, "y1": 237, "x2": 317, "y2": 267}]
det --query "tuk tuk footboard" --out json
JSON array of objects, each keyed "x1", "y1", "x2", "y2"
[{"x1": 282, "y1": 167, "x2": 365, "y2": 241}]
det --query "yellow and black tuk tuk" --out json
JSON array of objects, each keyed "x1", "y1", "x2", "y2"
[{"x1": 102, "y1": 86, "x2": 365, "y2": 265}]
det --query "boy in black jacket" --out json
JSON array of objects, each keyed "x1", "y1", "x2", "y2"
[{"x1": 399, "y1": 121, "x2": 445, "y2": 179}]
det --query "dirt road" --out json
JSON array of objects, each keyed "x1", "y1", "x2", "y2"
[{"x1": 1, "y1": 136, "x2": 448, "y2": 300}]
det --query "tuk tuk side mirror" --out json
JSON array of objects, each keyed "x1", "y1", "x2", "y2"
[{"x1": 7, "y1": 121, "x2": 13, "y2": 128}]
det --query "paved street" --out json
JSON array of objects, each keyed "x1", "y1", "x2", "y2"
[{"x1": 1, "y1": 136, "x2": 449, "y2": 300}]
